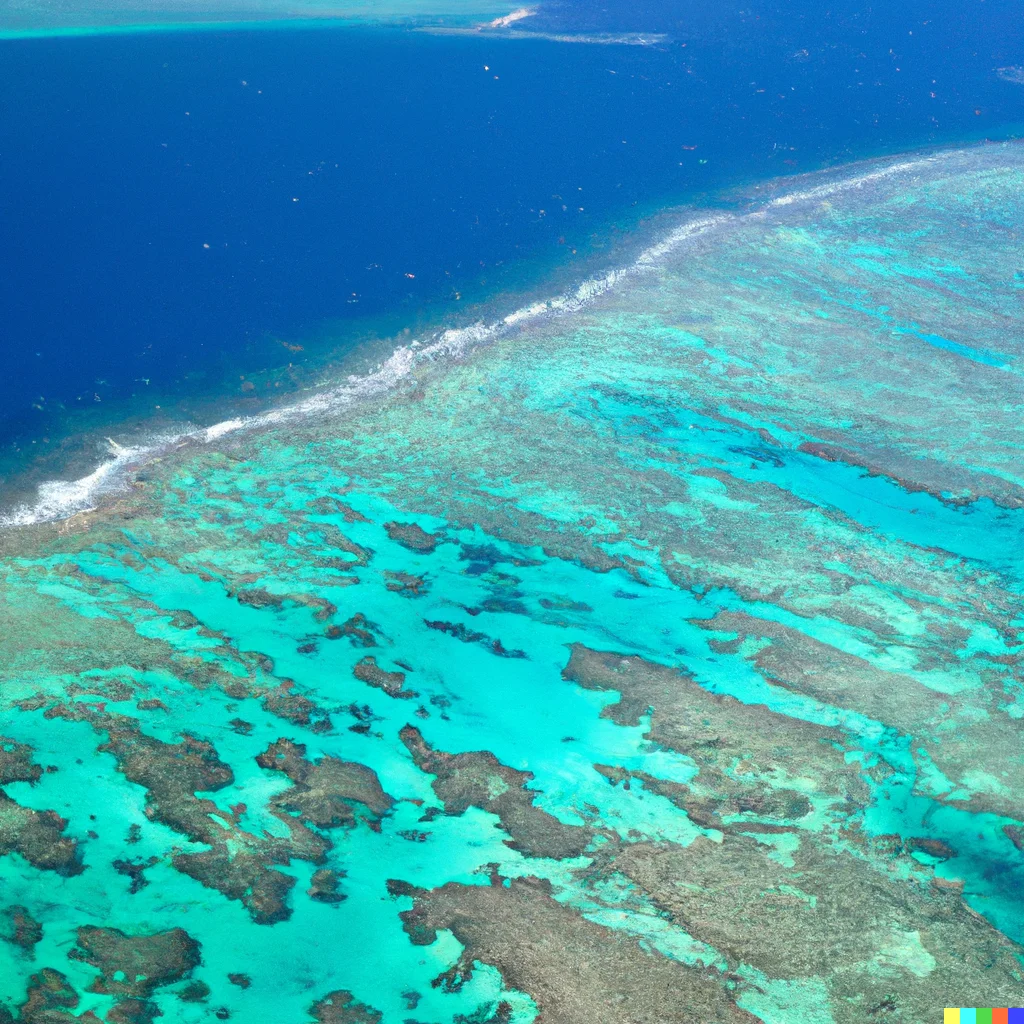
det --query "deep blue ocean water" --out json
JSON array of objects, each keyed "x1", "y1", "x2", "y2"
[{"x1": 1, "y1": 0, "x2": 1022, "y2": 483}]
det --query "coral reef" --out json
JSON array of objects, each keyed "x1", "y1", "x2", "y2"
[{"x1": 1, "y1": 145, "x2": 1022, "y2": 1023}]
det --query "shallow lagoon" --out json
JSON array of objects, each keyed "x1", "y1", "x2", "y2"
[{"x1": 1, "y1": 143, "x2": 1023, "y2": 1022}]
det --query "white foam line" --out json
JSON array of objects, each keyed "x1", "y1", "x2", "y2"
[
  {"x1": 0, "y1": 436, "x2": 185, "y2": 528},
  {"x1": 765, "y1": 153, "x2": 950, "y2": 208},
  {"x1": 634, "y1": 215, "x2": 734, "y2": 267},
  {"x1": 484, "y1": 6, "x2": 536, "y2": 29},
  {"x1": 0, "y1": 154, "x2": 948, "y2": 529},
  {"x1": 202, "y1": 418, "x2": 245, "y2": 441}
]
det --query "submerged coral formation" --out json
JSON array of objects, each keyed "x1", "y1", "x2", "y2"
[{"x1": 1, "y1": 143, "x2": 1023, "y2": 1023}]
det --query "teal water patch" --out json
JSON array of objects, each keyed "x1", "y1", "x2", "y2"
[
  {"x1": 0, "y1": 18, "x2": 365, "y2": 40},
  {"x1": 0, "y1": 0, "x2": 511, "y2": 38},
  {"x1": 898, "y1": 325, "x2": 1012, "y2": 370}
]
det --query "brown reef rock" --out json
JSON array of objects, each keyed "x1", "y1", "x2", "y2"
[
  {"x1": 309, "y1": 990, "x2": 382, "y2": 1024},
  {"x1": 400, "y1": 725, "x2": 591, "y2": 861},
  {"x1": 399, "y1": 875, "x2": 757, "y2": 1024},
  {"x1": 256, "y1": 737, "x2": 394, "y2": 830}
]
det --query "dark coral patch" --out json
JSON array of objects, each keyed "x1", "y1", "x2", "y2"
[
  {"x1": 1, "y1": 967, "x2": 100, "y2": 1024},
  {"x1": 400, "y1": 726, "x2": 590, "y2": 860},
  {"x1": 353, "y1": 656, "x2": 419, "y2": 700},
  {"x1": 383, "y1": 570, "x2": 429, "y2": 597},
  {"x1": 71, "y1": 925, "x2": 201, "y2": 998},
  {"x1": 0, "y1": 737, "x2": 43, "y2": 785},
  {"x1": 178, "y1": 981, "x2": 211, "y2": 1003},
  {"x1": 0, "y1": 906, "x2": 42, "y2": 956},
  {"x1": 262, "y1": 679, "x2": 334, "y2": 730},
  {"x1": 0, "y1": 795, "x2": 83, "y2": 876},
  {"x1": 307, "y1": 496, "x2": 371, "y2": 523},
  {"x1": 423, "y1": 619, "x2": 526, "y2": 659},
  {"x1": 384, "y1": 521, "x2": 442, "y2": 553},
  {"x1": 458, "y1": 544, "x2": 540, "y2": 571},
  {"x1": 113, "y1": 855, "x2": 159, "y2": 894},
  {"x1": 308, "y1": 867, "x2": 347, "y2": 904},
  {"x1": 326, "y1": 613, "x2": 380, "y2": 647},
  {"x1": 256, "y1": 738, "x2": 394, "y2": 830},
  {"x1": 309, "y1": 990, "x2": 382, "y2": 1023}
]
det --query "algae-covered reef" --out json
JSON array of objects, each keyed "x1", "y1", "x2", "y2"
[{"x1": 1, "y1": 144, "x2": 1023, "y2": 1023}]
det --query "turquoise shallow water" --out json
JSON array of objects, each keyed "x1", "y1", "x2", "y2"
[
  {"x1": 0, "y1": 0, "x2": 511, "y2": 35},
  {"x1": 1, "y1": 144, "x2": 1023, "y2": 1023}
]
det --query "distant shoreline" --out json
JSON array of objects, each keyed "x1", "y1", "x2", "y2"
[
  {"x1": 0, "y1": 16, "x2": 440, "y2": 41},
  {"x1": 0, "y1": 0, "x2": 516, "y2": 40}
]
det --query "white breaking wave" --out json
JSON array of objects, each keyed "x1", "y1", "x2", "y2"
[
  {"x1": 0, "y1": 437, "x2": 179, "y2": 528},
  {"x1": 202, "y1": 418, "x2": 245, "y2": 442},
  {"x1": 996, "y1": 66, "x2": 1024, "y2": 85},
  {"x1": 634, "y1": 215, "x2": 734, "y2": 268},
  {"x1": 765, "y1": 153, "x2": 946, "y2": 208},
  {"x1": 0, "y1": 152, "x2": 954, "y2": 529},
  {"x1": 483, "y1": 6, "x2": 536, "y2": 29}
]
